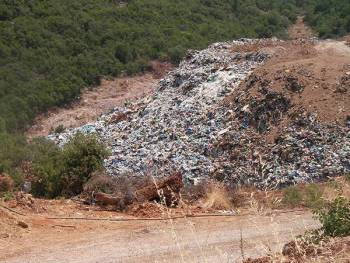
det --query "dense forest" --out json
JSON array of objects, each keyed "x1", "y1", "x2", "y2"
[
  {"x1": 0, "y1": 0, "x2": 349, "y2": 190},
  {"x1": 304, "y1": 0, "x2": 350, "y2": 38},
  {"x1": 0, "y1": 0, "x2": 298, "y2": 134}
]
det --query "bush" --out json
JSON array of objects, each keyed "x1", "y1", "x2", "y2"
[
  {"x1": 30, "y1": 133, "x2": 109, "y2": 198},
  {"x1": 1, "y1": 191, "x2": 14, "y2": 202},
  {"x1": 304, "y1": 184, "x2": 324, "y2": 209},
  {"x1": 59, "y1": 133, "x2": 110, "y2": 196},
  {"x1": 0, "y1": 0, "x2": 297, "y2": 134},
  {"x1": 54, "y1": 125, "x2": 65, "y2": 134},
  {"x1": 314, "y1": 196, "x2": 350, "y2": 237},
  {"x1": 0, "y1": 174, "x2": 14, "y2": 193},
  {"x1": 283, "y1": 186, "x2": 303, "y2": 206},
  {"x1": 83, "y1": 171, "x2": 116, "y2": 194}
]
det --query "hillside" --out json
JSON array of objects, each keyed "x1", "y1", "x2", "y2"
[
  {"x1": 0, "y1": 0, "x2": 297, "y2": 133},
  {"x1": 0, "y1": 12, "x2": 350, "y2": 262},
  {"x1": 1, "y1": 1, "x2": 350, "y2": 183}
]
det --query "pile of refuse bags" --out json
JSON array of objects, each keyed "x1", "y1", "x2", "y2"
[{"x1": 48, "y1": 39, "x2": 349, "y2": 189}]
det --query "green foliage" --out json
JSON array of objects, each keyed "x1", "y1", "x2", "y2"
[
  {"x1": 304, "y1": 184, "x2": 324, "y2": 209},
  {"x1": 0, "y1": 0, "x2": 297, "y2": 133},
  {"x1": 1, "y1": 191, "x2": 14, "y2": 202},
  {"x1": 314, "y1": 196, "x2": 350, "y2": 237},
  {"x1": 30, "y1": 137, "x2": 64, "y2": 198},
  {"x1": 31, "y1": 133, "x2": 109, "y2": 198},
  {"x1": 59, "y1": 133, "x2": 110, "y2": 196},
  {"x1": 54, "y1": 124, "x2": 65, "y2": 134},
  {"x1": 302, "y1": 0, "x2": 350, "y2": 38},
  {"x1": 0, "y1": 132, "x2": 109, "y2": 198},
  {"x1": 283, "y1": 186, "x2": 303, "y2": 206},
  {"x1": 345, "y1": 173, "x2": 350, "y2": 183},
  {"x1": 0, "y1": 132, "x2": 28, "y2": 183},
  {"x1": 283, "y1": 183, "x2": 324, "y2": 209}
]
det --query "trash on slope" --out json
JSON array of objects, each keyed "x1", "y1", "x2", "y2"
[{"x1": 48, "y1": 39, "x2": 350, "y2": 189}]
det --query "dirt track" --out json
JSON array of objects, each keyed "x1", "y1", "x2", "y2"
[{"x1": 1, "y1": 210, "x2": 318, "y2": 263}]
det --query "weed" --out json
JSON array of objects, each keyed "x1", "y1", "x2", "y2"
[
  {"x1": 283, "y1": 186, "x2": 303, "y2": 206},
  {"x1": 0, "y1": 174, "x2": 14, "y2": 192},
  {"x1": 345, "y1": 173, "x2": 350, "y2": 183},
  {"x1": 1, "y1": 191, "x2": 14, "y2": 201},
  {"x1": 202, "y1": 182, "x2": 232, "y2": 210},
  {"x1": 54, "y1": 124, "x2": 65, "y2": 134},
  {"x1": 304, "y1": 184, "x2": 324, "y2": 209},
  {"x1": 314, "y1": 196, "x2": 350, "y2": 237}
]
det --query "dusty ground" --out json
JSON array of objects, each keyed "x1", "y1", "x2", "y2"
[
  {"x1": 0, "y1": 204, "x2": 318, "y2": 263},
  {"x1": 3, "y1": 177, "x2": 350, "y2": 263},
  {"x1": 27, "y1": 62, "x2": 171, "y2": 138}
]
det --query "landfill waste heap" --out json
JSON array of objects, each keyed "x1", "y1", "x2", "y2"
[{"x1": 49, "y1": 39, "x2": 349, "y2": 189}]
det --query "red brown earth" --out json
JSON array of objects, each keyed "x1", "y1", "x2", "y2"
[{"x1": 27, "y1": 61, "x2": 172, "y2": 138}]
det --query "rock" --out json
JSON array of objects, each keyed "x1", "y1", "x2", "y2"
[{"x1": 17, "y1": 221, "x2": 29, "y2": 229}]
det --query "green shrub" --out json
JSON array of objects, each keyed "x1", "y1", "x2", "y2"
[
  {"x1": 30, "y1": 138, "x2": 63, "y2": 198},
  {"x1": 0, "y1": 0, "x2": 297, "y2": 134},
  {"x1": 304, "y1": 184, "x2": 324, "y2": 209},
  {"x1": 314, "y1": 196, "x2": 350, "y2": 237},
  {"x1": 345, "y1": 173, "x2": 350, "y2": 183},
  {"x1": 59, "y1": 133, "x2": 110, "y2": 196},
  {"x1": 54, "y1": 125, "x2": 65, "y2": 134},
  {"x1": 30, "y1": 133, "x2": 109, "y2": 198},
  {"x1": 283, "y1": 186, "x2": 303, "y2": 206},
  {"x1": 1, "y1": 191, "x2": 14, "y2": 202}
]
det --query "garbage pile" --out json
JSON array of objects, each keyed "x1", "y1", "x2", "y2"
[
  {"x1": 49, "y1": 39, "x2": 269, "y2": 181},
  {"x1": 48, "y1": 38, "x2": 350, "y2": 189},
  {"x1": 212, "y1": 114, "x2": 349, "y2": 188}
]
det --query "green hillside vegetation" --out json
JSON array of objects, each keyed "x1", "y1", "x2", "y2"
[
  {"x1": 303, "y1": 0, "x2": 350, "y2": 38},
  {"x1": 0, "y1": 0, "x2": 297, "y2": 133}
]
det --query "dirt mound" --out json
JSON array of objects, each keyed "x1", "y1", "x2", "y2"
[
  {"x1": 213, "y1": 39, "x2": 350, "y2": 188},
  {"x1": 233, "y1": 40, "x2": 350, "y2": 130},
  {"x1": 127, "y1": 202, "x2": 165, "y2": 218}
]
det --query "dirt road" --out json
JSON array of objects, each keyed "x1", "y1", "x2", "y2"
[{"x1": 1, "y1": 210, "x2": 318, "y2": 263}]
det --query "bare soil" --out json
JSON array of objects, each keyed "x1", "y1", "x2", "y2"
[
  {"x1": 225, "y1": 36, "x2": 350, "y2": 145},
  {"x1": 288, "y1": 16, "x2": 314, "y2": 39},
  {"x1": 0, "y1": 203, "x2": 317, "y2": 263},
  {"x1": 1, "y1": 177, "x2": 349, "y2": 262},
  {"x1": 27, "y1": 62, "x2": 172, "y2": 138}
]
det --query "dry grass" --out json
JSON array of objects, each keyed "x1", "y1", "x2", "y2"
[{"x1": 201, "y1": 182, "x2": 232, "y2": 210}]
